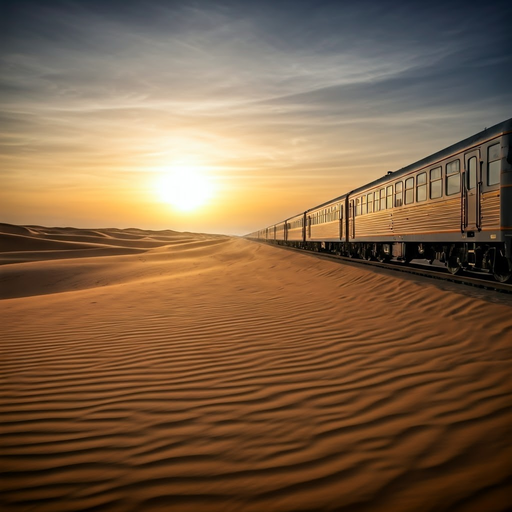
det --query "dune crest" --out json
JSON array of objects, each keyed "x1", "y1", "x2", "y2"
[{"x1": 1, "y1": 226, "x2": 512, "y2": 511}]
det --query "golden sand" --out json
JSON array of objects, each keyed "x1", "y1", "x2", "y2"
[{"x1": 1, "y1": 224, "x2": 511, "y2": 511}]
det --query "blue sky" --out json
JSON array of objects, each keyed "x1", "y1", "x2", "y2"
[{"x1": 1, "y1": 0, "x2": 511, "y2": 234}]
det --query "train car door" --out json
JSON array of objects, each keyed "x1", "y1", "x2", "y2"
[
  {"x1": 339, "y1": 203, "x2": 343, "y2": 240},
  {"x1": 349, "y1": 200, "x2": 355, "y2": 239},
  {"x1": 463, "y1": 150, "x2": 481, "y2": 232}
]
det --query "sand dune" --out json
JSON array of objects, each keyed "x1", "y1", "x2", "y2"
[
  {"x1": 1, "y1": 226, "x2": 512, "y2": 511},
  {"x1": 0, "y1": 224, "x2": 213, "y2": 268}
]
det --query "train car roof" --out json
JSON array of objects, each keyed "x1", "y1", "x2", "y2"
[
  {"x1": 349, "y1": 117, "x2": 512, "y2": 196},
  {"x1": 277, "y1": 191, "x2": 350, "y2": 224}
]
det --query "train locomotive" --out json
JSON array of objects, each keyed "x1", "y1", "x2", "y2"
[{"x1": 247, "y1": 118, "x2": 512, "y2": 283}]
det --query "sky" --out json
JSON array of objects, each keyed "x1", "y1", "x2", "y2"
[{"x1": 1, "y1": 0, "x2": 511, "y2": 235}]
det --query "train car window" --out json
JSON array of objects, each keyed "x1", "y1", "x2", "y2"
[
  {"x1": 430, "y1": 167, "x2": 442, "y2": 199},
  {"x1": 395, "y1": 181, "x2": 403, "y2": 207},
  {"x1": 361, "y1": 195, "x2": 367, "y2": 215},
  {"x1": 374, "y1": 190, "x2": 380, "y2": 211},
  {"x1": 405, "y1": 177, "x2": 414, "y2": 204},
  {"x1": 467, "y1": 157, "x2": 477, "y2": 190},
  {"x1": 355, "y1": 198, "x2": 361, "y2": 216},
  {"x1": 416, "y1": 172, "x2": 427, "y2": 202},
  {"x1": 386, "y1": 185, "x2": 393, "y2": 209},
  {"x1": 488, "y1": 143, "x2": 500, "y2": 185},
  {"x1": 380, "y1": 188, "x2": 386, "y2": 210},
  {"x1": 367, "y1": 193, "x2": 373, "y2": 213},
  {"x1": 446, "y1": 159, "x2": 460, "y2": 195}
]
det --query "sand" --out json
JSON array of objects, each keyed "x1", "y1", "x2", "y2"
[{"x1": 1, "y1": 224, "x2": 512, "y2": 512}]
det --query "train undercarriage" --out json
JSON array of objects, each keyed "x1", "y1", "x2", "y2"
[{"x1": 273, "y1": 240, "x2": 512, "y2": 283}]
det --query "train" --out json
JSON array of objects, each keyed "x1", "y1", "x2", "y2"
[{"x1": 246, "y1": 118, "x2": 512, "y2": 283}]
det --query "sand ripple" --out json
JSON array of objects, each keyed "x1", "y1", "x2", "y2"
[{"x1": 1, "y1": 228, "x2": 512, "y2": 511}]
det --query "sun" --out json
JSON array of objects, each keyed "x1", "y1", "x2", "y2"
[{"x1": 157, "y1": 165, "x2": 213, "y2": 212}]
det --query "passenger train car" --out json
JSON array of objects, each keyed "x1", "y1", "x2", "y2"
[{"x1": 247, "y1": 118, "x2": 512, "y2": 282}]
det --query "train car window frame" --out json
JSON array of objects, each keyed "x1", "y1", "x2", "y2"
[
  {"x1": 374, "y1": 190, "x2": 380, "y2": 211},
  {"x1": 355, "y1": 198, "x2": 361, "y2": 216},
  {"x1": 367, "y1": 193, "x2": 373, "y2": 213},
  {"x1": 430, "y1": 167, "x2": 442, "y2": 199},
  {"x1": 361, "y1": 195, "x2": 367, "y2": 215},
  {"x1": 386, "y1": 185, "x2": 393, "y2": 209},
  {"x1": 416, "y1": 172, "x2": 427, "y2": 202},
  {"x1": 405, "y1": 177, "x2": 414, "y2": 204},
  {"x1": 446, "y1": 159, "x2": 460, "y2": 196},
  {"x1": 380, "y1": 188, "x2": 386, "y2": 210},
  {"x1": 467, "y1": 156, "x2": 477, "y2": 190},
  {"x1": 394, "y1": 181, "x2": 403, "y2": 207},
  {"x1": 488, "y1": 143, "x2": 501, "y2": 186}
]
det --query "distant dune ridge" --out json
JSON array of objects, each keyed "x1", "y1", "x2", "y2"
[{"x1": 1, "y1": 224, "x2": 512, "y2": 511}]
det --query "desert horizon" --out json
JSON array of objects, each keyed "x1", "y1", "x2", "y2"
[{"x1": 2, "y1": 222, "x2": 512, "y2": 511}]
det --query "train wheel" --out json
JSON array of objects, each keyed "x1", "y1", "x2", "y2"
[
  {"x1": 446, "y1": 256, "x2": 461, "y2": 275},
  {"x1": 446, "y1": 246, "x2": 464, "y2": 275},
  {"x1": 493, "y1": 256, "x2": 512, "y2": 283}
]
